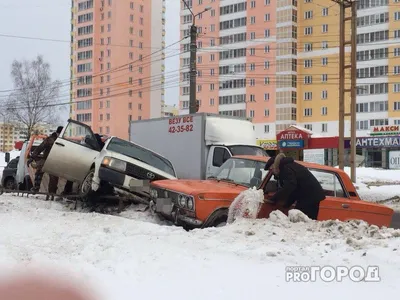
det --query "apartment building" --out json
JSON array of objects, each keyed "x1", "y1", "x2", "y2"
[
  {"x1": 0, "y1": 122, "x2": 56, "y2": 152},
  {"x1": 179, "y1": 0, "x2": 400, "y2": 140},
  {"x1": 70, "y1": 0, "x2": 166, "y2": 139},
  {"x1": 179, "y1": 0, "x2": 278, "y2": 139},
  {"x1": 161, "y1": 101, "x2": 179, "y2": 116},
  {"x1": 297, "y1": 0, "x2": 400, "y2": 138}
]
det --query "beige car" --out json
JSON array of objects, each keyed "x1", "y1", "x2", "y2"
[{"x1": 42, "y1": 119, "x2": 177, "y2": 200}]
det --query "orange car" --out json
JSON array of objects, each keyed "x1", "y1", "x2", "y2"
[{"x1": 149, "y1": 155, "x2": 394, "y2": 229}]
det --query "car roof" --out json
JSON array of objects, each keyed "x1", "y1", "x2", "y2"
[{"x1": 232, "y1": 155, "x2": 346, "y2": 174}]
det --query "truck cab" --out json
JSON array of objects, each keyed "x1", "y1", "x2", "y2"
[{"x1": 205, "y1": 144, "x2": 267, "y2": 178}]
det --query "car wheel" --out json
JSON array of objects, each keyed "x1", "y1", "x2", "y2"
[
  {"x1": 4, "y1": 178, "x2": 15, "y2": 190},
  {"x1": 212, "y1": 215, "x2": 228, "y2": 228},
  {"x1": 79, "y1": 169, "x2": 95, "y2": 197}
]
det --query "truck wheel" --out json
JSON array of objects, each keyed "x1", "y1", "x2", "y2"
[{"x1": 79, "y1": 168, "x2": 95, "y2": 197}]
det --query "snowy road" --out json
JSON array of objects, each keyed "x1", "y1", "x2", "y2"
[{"x1": 1, "y1": 196, "x2": 400, "y2": 300}]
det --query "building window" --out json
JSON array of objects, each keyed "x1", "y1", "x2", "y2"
[
  {"x1": 304, "y1": 92, "x2": 312, "y2": 100},
  {"x1": 304, "y1": 108, "x2": 312, "y2": 116},
  {"x1": 304, "y1": 124, "x2": 312, "y2": 131},
  {"x1": 321, "y1": 107, "x2": 328, "y2": 115},
  {"x1": 304, "y1": 11, "x2": 313, "y2": 19},
  {"x1": 304, "y1": 59, "x2": 312, "y2": 68},
  {"x1": 322, "y1": 123, "x2": 328, "y2": 132}
]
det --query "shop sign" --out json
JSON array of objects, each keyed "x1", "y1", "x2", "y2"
[
  {"x1": 256, "y1": 139, "x2": 277, "y2": 150},
  {"x1": 277, "y1": 129, "x2": 308, "y2": 140},
  {"x1": 303, "y1": 149, "x2": 325, "y2": 165},
  {"x1": 370, "y1": 126, "x2": 400, "y2": 136},
  {"x1": 279, "y1": 140, "x2": 304, "y2": 148},
  {"x1": 389, "y1": 151, "x2": 400, "y2": 169},
  {"x1": 356, "y1": 136, "x2": 400, "y2": 148}
]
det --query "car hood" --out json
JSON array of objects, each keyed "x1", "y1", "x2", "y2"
[
  {"x1": 151, "y1": 179, "x2": 248, "y2": 196},
  {"x1": 99, "y1": 149, "x2": 177, "y2": 180}
]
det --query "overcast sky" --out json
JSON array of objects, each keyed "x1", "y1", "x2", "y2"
[{"x1": 0, "y1": 0, "x2": 180, "y2": 123}]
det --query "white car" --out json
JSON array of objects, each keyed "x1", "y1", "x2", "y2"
[{"x1": 42, "y1": 119, "x2": 177, "y2": 200}]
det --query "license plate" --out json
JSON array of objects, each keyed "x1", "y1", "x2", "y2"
[
  {"x1": 156, "y1": 198, "x2": 173, "y2": 215},
  {"x1": 129, "y1": 179, "x2": 150, "y2": 192},
  {"x1": 129, "y1": 179, "x2": 150, "y2": 187}
]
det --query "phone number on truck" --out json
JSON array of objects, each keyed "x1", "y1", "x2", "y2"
[{"x1": 168, "y1": 124, "x2": 194, "y2": 133}]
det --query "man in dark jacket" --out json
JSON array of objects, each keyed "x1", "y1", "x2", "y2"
[
  {"x1": 264, "y1": 153, "x2": 326, "y2": 220},
  {"x1": 28, "y1": 126, "x2": 73, "y2": 197}
]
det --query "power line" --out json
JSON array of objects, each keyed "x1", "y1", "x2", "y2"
[{"x1": 0, "y1": 37, "x2": 187, "y2": 94}]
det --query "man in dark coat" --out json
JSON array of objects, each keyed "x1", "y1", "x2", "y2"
[
  {"x1": 28, "y1": 126, "x2": 73, "y2": 196},
  {"x1": 264, "y1": 153, "x2": 326, "y2": 220}
]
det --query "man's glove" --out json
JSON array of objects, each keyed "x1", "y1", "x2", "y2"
[{"x1": 264, "y1": 197, "x2": 277, "y2": 205}]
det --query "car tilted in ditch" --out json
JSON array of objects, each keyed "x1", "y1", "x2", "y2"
[
  {"x1": 149, "y1": 155, "x2": 394, "y2": 229},
  {"x1": 41, "y1": 119, "x2": 177, "y2": 202}
]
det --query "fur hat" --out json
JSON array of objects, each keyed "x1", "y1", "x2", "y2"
[
  {"x1": 272, "y1": 153, "x2": 286, "y2": 171},
  {"x1": 264, "y1": 153, "x2": 286, "y2": 170}
]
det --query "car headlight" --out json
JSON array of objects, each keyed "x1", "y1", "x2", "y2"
[
  {"x1": 178, "y1": 194, "x2": 194, "y2": 210},
  {"x1": 150, "y1": 189, "x2": 158, "y2": 198},
  {"x1": 187, "y1": 197, "x2": 194, "y2": 210},
  {"x1": 178, "y1": 194, "x2": 187, "y2": 207},
  {"x1": 102, "y1": 156, "x2": 127, "y2": 172}
]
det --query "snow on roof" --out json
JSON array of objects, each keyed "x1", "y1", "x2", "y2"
[{"x1": 288, "y1": 125, "x2": 313, "y2": 135}]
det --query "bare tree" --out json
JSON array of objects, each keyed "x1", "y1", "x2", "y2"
[{"x1": 5, "y1": 55, "x2": 62, "y2": 139}]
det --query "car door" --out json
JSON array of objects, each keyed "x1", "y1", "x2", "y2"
[
  {"x1": 42, "y1": 120, "x2": 100, "y2": 183},
  {"x1": 257, "y1": 168, "x2": 357, "y2": 220},
  {"x1": 206, "y1": 146, "x2": 231, "y2": 178}
]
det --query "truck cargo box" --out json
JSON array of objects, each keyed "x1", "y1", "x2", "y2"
[{"x1": 129, "y1": 113, "x2": 260, "y2": 179}]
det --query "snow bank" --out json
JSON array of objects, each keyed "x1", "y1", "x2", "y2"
[
  {"x1": 0, "y1": 195, "x2": 400, "y2": 299},
  {"x1": 342, "y1": 166, "x2": 400, "y2": 184}
]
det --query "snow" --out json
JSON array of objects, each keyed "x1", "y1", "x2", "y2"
[
  {"x1": 0, "y1": 194, "x2": 400, "y2": 300},
  {"x1": 227, "y1": 187, "x2": 264, "y2": 224},
  {"x1": 337, "y1": 167, "x2": 400, "y2": 212}
]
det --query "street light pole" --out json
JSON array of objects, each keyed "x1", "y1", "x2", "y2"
[
  {"x1": 181, "y1": 0, "x2": 211, "y2": 114},
  {"x1": 189, "y1": 20, "x2": 197, "y2": 114}
]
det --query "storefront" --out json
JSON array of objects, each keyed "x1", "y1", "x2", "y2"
[
  {"x1": 273, "y1": 125, "x2": 352, "y2": 166},
  {"x1": 355, "y1": 135, "x2": 400, "y2": 169},
  {"x1": 256, "y1": 139, "x2": 278, "y2": 156},
  {"x1": 270, "y1": 125, "x2": 400, "y2": 168}
]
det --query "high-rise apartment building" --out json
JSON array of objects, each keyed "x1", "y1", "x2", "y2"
[
  {"x1": 179, "y1": 0, "x2": 400, "y2": 140},
  {"x1": 179, "y1": 0, "x2": 279, "y2": 140},
  {"x1": 70, "y1": 0, "x2": 166, "y2": 139},
  {"x1": 297, "y1": 0, "x2": 400, "y2": 138}
]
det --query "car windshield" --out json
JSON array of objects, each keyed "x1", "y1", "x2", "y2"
[
  {"x1": 212, "y1": 158, "x2": 268, "y2": 188},
  {"x1": 228, "y1": 145, "x2": 268, "y2": 156},
  {"x1": 107, "y1": 137, "x2": 176, "y2": 177}
]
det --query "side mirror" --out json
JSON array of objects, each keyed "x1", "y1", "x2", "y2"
[
  {"x1": 84, "y1": 137, "x2": 100, "y2": 151},
  {"x1": 265, "y1": 180, "x2": 278, "y2": 193},
  {"x1": 5, "y1": 152, "x2": 10, "y2": 163}
]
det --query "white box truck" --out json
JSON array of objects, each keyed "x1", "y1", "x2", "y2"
[{"x1": 129, "y1": 113, "x2": 268, "y2": 179}]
